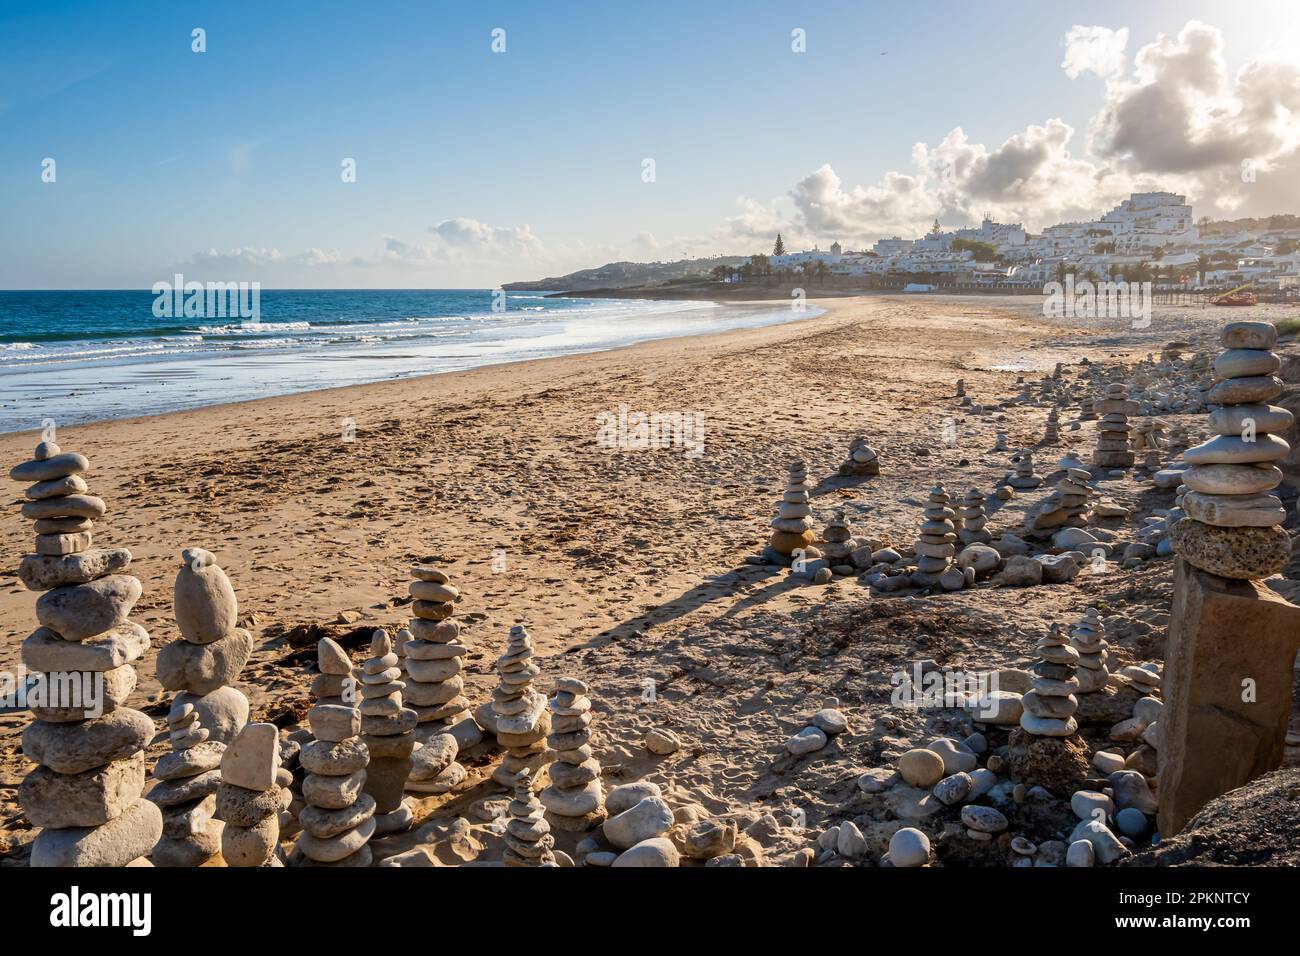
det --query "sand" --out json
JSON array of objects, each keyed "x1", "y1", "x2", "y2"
[{"x1": 2, "y1": 293, "x2": 1296, "y2": 865}]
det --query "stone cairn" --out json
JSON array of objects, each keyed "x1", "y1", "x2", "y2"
[
  {"x1": 993, "y1": 431, "x2": 1008, "y2": 453},
  {"x1": 1042, "y1": 408, "x2": 1061, "y2": 444},
  {"x1": 768, "y1": 460, "x2": 815, "y2": 558},
  {"x1": 837, "y1": 438, "x2": 880, "y2": 476},
  {"x1": 292, "y1": 637, "x2": 375, "y2": 867},
  {"x1": 403, "y1": 564, "x2": 480, "y2": 753},
  {"x1": 1078, "y1": 396, "x2": 1097, "y2": 421},
  {"x1": 1069, "y1": 608, "x2": 1109, "y2": 693},
  {"x1": 956, "y1": 489, "x2": 991, "y2": 545},
  {"x1": 483, "y1": 625, "x2": 551, "y2": 788},
  {"x1": 539, "y1": 676, "x2": 604, "y2": 831},
  {"x1": 359, "y1": 629, "x2": 416, "y2": 835},
  {"x1": 911, "y1": 485, "x2": 956, "y2": 587},
  {"x1": 1092, "y1": 382, "x2": 1137, "y2": 468},
  {"x1": 955, "y1": 378, "x2": 966, "y2": 398},
  {"x1": 12, "y1": 441, "x2": 162, "y2": 867},
  {"x1": 217, "y1": 722, "x2": 286, "y2": 866},
  {"x1": 1007, "y1": 451, "x2": 1043, "y2": 490},
  {"x1": 151, "y1": 547, "x2": 253, "y2": 866},
  {"x1": 1019, "y1": 624, "x2": 1080, "y2": 737},
  {"x1": 1173, "y1": 320, "x2": 1292, "y2": 579},
  {"x1": 821, "y1": 509, "x2": 862, "y2": 574},
  {"x1": 1056, "y1": 467, "x2": 1093, "y2": 528},
  {"x1": 503, "y1": 769, "x2": 556, "y2": 866}
]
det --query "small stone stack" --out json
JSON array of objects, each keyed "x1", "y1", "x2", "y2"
[
  {"x1": 12, "y1": 442, "x2": 162, "y2": 867},
  {"x1": 292, "y1": 638, "x2": 375, "y2": 867},
  {"x1": 151, "y1": 548, "x2": 253, "y2": 866},
  {"x1": 821, "y1": 510, "x2": 858, "y2": 574},
  {"x1": 503, "y1": 769, "x2": 557, "y2": 866},
  {"x1": 217, "y1": 722, "x2": 287, "y2": 867},
  {"x1": 1043, "y1": 408, "x2": 1061, "y2": 444},
  {"x1": 1007, "y1": 451, "x2": 1044, "y2": 489},
  {"x1": 1057, "y1": 467, "x2": 1093, "y2": 527},
  {"x1": 487, "y1": 625, "x2": 551, "y2": 788},
  {"x1": 956, "y1": 378, "x2": 966, "y2": 398},
  {"x1": 1092, "y1": 383, "x2": 1138, "y2": 468},
  {"x1": 1078, "y1": 396, "x2": 1097, "y2": 421},
  {"x1": 359, "y1": 629, "x2": 416, "y2": 835},
  {"x1": 993, "y1": 431, "x2": 1008, "y2": 453},
  {"x1": 1173, "y1": 321, "x2": 1292, "y2": 579},
  {"x1": 1020, "y1": 625, "x2": 1081, "y2": 737},
  {"x1": 769, "y1": 460, "x2": 815, "y2": 556},
  {"x1": 837, "y1": 438, "x2": 880, "y2": 476},
  {"x1": 539, "y1": 677, "x2": 604, "y2": 831},
  {"x1": 1069, "y1": 608, "x2": 1110, "y2": 693},
  {"x1": 403, "y1": 565, "x2": 479, "y2": 750},
  {"x1": 911, "y1": 485, "x2": 957, "y2": 587},
  {"x1": 956, "y1": 489, "x2": 991, "y2": 545}
]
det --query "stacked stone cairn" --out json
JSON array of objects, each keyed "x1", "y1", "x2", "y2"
[
  {"x1": 1019, "y1": 624, "x2": 1080, "y2": 737},
  {"x1": 359, "y1": 629, "x2": 416, "y2": 834},
  {"x1": 1078, "y1": 396, "x2": 1097, "y2": 421},
  {"x1": 993, "y1": 431, "x2": 1008, "y2": 453},
  {"x1": 1057, "y1": 468, "x2": 1094, "y2": 528},
  {"x1": 911, "y1": 485, "x2": 958, "y2": 588},
  {"x1": 503, "y1": 769, "x2": 557, "y2": 866},
  {"x1": 956, "y1": 378, "x2": 966, "y2": 398},
  {"x1": 403, "y1": 565, "x2": 479, "y2": 750},
  {"x1": 768, "y1": 460, "x2": 815, "y2": 558},
  {"x1": 837, "y1": 438, "x2": 880, "y2": 476},
  {"x1": 821, "y1": 509, "x2": 869, "y2": 575},
  {"x1": 956, "y1": 489, "x2": 991, "y2": 546},
  {"x1": 217, "y1": 722, "x2": 287, "y2": 866},
  {"x1": 12, "y1": 441, "x2": 162, "y2": 867},
  {"x1": 1042, "y1": 407, "x2": 1061, "y2": 444},
  {"x1": 1007, "y1": 451, "x2": 1044, "y2": 489},
  {"x1": 485, "y1": 625, "x2": 551, "y2": 788},
  {"x1": 151, "y1": 547, "x2": 253, "y2": 866},
  {"x1": 1092, "y1": 383, "x2": 1137, "y2": 468},
  {"x1": 539, "y1": 677, "x2": 604, "y2": 831},
  {"x1": 1069, "y1": 608, "x2": 1110, "y2": 693},
  {"x1": 1172, "y1": 321, "x2": 1292, "y2": 579},
  {"x1": 292, "y1": 637, "x2": 375, "y2": 866}
]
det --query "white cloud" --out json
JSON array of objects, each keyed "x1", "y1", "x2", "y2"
[{"x1": 1061, "y1": 25, "x2": 1129, "y2": 80}]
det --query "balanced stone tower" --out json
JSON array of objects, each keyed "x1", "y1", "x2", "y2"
[
  {"x1": 217, "y1": 722, "x2": 286, "y2": 866},
  {"x1": 12, "y1": 441, "x2": 162, "y2": 867},
  {"x1": 1069, "y1": 608, "x2": 1110, "y2": 693},
  {"x1": 837, "y1": 438, "x2": 880, "y2": 476},
  {"x1": 911, "y1": 485, "x2": 956, "y2": 587},
  {"x1": 151, "y1": 548, "x2": 253, "y2": 866},
  {"x1": 359, "y1": 629, "x2": 417, "y2": 835},
  {"x1": 485, "y1": 625, "x2": 551, "y2": 789},
  {"x1": 1019, "y1": 624, "x2": 1080, "y2": 737},
  {"x1": 539, "y1": 676, "x2": 604, "y2": 831},
  {"x1": 768, "y1": 460, "x2": 815, "y2": 557},
  {"x1": 1042, "y1": 407, "x2": 1061, "y2": 444},
  {"x1": 1007, "y1": 451, "x2": 1044, "y2": 489},
  {"x1": 956, "y1": 489, "x2": 991, "y2": 546},
  {"x1": 1057, "y1": 467, "x2": 1094, "y2": 527},
  {"x1": 292, "y1": 637, "x2": 375, "y2": 866},
  {"x1": 1078, "y1": 396, "x2": 1097, "y2": 421},
  {"x1": 503, "y1": 769, "x2": 557, "y2": 866},
  {"x1": 1092, "y1": 382, "x2": 1137, "y2": 468},
  {"x1": 403, "y1": 565, "x2": 480, "y2": 750}
]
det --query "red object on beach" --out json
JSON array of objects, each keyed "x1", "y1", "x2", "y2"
[{"x1": 1211, "y1": 285, "x2": 1258, "y2": 307}]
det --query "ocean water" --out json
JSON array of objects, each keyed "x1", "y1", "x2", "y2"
[{"x1": 0, "y1": 289, "x2": 819, "y2": 433}]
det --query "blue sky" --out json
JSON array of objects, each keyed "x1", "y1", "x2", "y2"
[{"x1": 1, "y1": 0, "x2": 1296, "y2": 288}]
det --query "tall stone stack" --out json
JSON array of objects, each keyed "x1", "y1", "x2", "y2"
[
  {"x1": 1057, "y1": 467, "x2": 1094, "y2": 528},
  {"x1": 503, "y1": 769, "x2": 557, "y2": 867},
  {"x1": 1007, "y1": 451, "x2": 1043, "y2": 489},
  {"x1": 769, "y1": 460, "x2": 815, "y2": 557},
  {"x1": 217, "y1": 722, "x2": 286, "y2": 867},
  {"x1": 910, "y1": 485, "x2": 956, "y2": 587},
  {"x1": 12, "y1": 441, "x2": 162, "y2": 867},
  {"x1": 1172, "y1": 320, "x2": 1292, "y2": 580},
  {"x1": 956, "y1": 489, "x2": 991, "y2": 545},
  {"x1": 151, "y1": 547, "x2": 253, "y2": 866},
  {"x1": 1092, "y1": 382, "x2": 1137, "y2": 468},
  {"x1": 359, "y1": 629, "x2": 416, "y2": 835},
  {"x1": 1042, "y1": 408, "x2": 1060, "y2": 444},
  {"x1": 292, "y1": 637, "x2": 375, "y2": 867},
  {"x1": 1019, "y1": 624, "x2": 1080, "y2": 737},
  {"x1": 403, "y1": 565, "x2": 480, "y2": 750},
  {"x1": 837, "y1": 438, "x2": 880, "y2": 476},
  {"x1": 486, "y1": 625, "x2": 551, "y2": 789},
  {"x1": 1068, "y1": 608, "x2": 1110, "y2": 693},
  {"x1": 539, "y1": 677, "x2": 604, "y2": 831}
]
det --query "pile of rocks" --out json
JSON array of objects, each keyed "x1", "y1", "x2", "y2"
[
  {"x1": 956, "y1": 489, "x2": 991, "y2": 546},
  {"x1": 784, "y1": 698, "x2": 848, "y2": 756},
  {"x1": 1043, "y1": 408, "x2": 1060, "y2": 444},
  {"x1": 217, "y1": 722, "x2": 287, "y2": 866},
  {"x1": 1007, "y1": 451, "x2": 1044, "y2": 490},
  {"x1": 1078, "y1": 396, "x2": 1097, "y2": 421},
  {"x1": 486, "y1": 625, "x2": 551, "y2": 788},
  {"x1": 1019, "y1": 625, "x2": 1080, "y2": 737},
  {"x1": 1092, "y1": 383, "x2": 1138, "y2": 469},
  {"x1": 403, "y1": 565, "x2": 479, "y2": 749},
  {"x1": 768, "y1": 460, "x2": 815, "y2": 558},
  {"x1": 820, "y1": 509, "x2": 872, "y2": 575},
  {"x1": 910, "y1": 485, "x2": 958, "y2": 588},
  {"x1": 1172, "y1": 320, "x2": 1291, "y2": 579},
  {"x1": 1056, "y1": 468, "x2": 1094, "y2": 528},
  {"x1": 837, "y1": 438, "x2": 880, "y2": 476},
  {"x1": 503, "y1": 769, "x2": 557, "y2": 866},
  {"x1": 359, "y1": 629, "x2": 416, "y2": 834},
  {"x1": 1069, "y1": 608, "x2": 1110, "y2": 693},
  {"x1": 151, "y1": 548, "x2": 253, "y2": 866},
  {"x1": 12, "y1": 442, "x2": 162, "y2": 867},
  {"x1": 539, "y1": 677, "x2": 604, "y2": 831},
  {"x1": 292, "y1": 638, "x2": 375, "y2": 866}
]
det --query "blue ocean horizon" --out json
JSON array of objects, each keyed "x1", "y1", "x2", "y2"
[{"x1": 0, "y1": 289, "x2": 818, "y2": 433}]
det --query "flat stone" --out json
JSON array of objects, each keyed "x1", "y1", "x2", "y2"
[
  {"x1": 155, "y1": 629, "x2": 253, "y2": 696},
  {"x1": 148, "y1": 768, "x2": 221, "y2": 808},
  {"x1": 154, "y1": 740, "x2": 226, "y2": 781},
  {"x1": 30, "y1": 798, "x2": 161, "y2": 868},
  {"x1": 606, "y1": 782, "x2": 662, "y2": 816},
  {"x1": 309, "y1": 704, "x2": 360, "y2": 742},
  {"x1": 18, "y1": 549, "x2": 131, "y2": 592},
  {"x1": 960, "y1": 805, "x2": 1008, "y2": 833},
  {"x1": 1171, "y1": 518, "x2": 1291, "y2": 579},
  {"x1": 10, "y1": 452, "x2": 90, "y2": 483},
  {"x1": 22, "y1": 708, "x2": 154, "y2": 774},
  {"x1": 1182, "y1": 491, "x2": 1284, "y2": 528},
  {"x1": 1019, "y1": 713, "x2": 1078, "y2": 736},
  {"x1": 1215, "y1": 348, "x2": 1280, "y2": 379},
  {"x1": 33, "y1": 534, "x2": 93, "y2": 556},
  {"x1": 410, "y1": 565, "x2": 450, "y2": 583},
  {"x1": 785, "y1": 726, "x2": 827, "y2": 755},
  {"x1": 612, "y1": 837, "x2": 680, "y2": 867},
  {"x1": 26, "y1": 474, "x2": 89, "y2": 499},
  {"x1": 302, "y1": 769, "x2": 367, "y2": 809},
  {"x1": 299, "y1": 792, "x2": 376, "y2": 838},
  {"x1": 540, "y1": 778, "x2": 603, "y2": 816},
  {"x1": 1185, "y1": 434, "x2": 1289, "y2": 465},
  {"x1": 19, "y1": 752, "x2": 146, "y2": 828},
  {"x1": 21, "y1": 494, "x2": 106, "y2": 520},
  {"x1": 644, "y1": 728, "x2": 681, "y2": 755},
  {"x1": 35, "y1": 575, "x2": 141, "y2": 641},
  {"x1": 173, "y1": 553, "x2": 239, "y2": 644},
  {"x1": 1209, "y1": 403, "x2": 1293, "y2": 436},
  {"x1": 1182, "y1": 462, "x2": 1282, "y2": 495},
  {"x1": 1222, "y1": 320, "x2": 1277, "y2": 350},
  {"x1": 1208, "y1": 375, "x2": 1282, "y2": 405}
]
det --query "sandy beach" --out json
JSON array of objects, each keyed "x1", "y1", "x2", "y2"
[{"x1": 2, "y1": 293, "x2": 1296, "y2": 865}]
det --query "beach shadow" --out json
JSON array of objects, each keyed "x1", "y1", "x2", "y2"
[{"x1": 811, "y1": 473, "x2": 879, "y2": 498}]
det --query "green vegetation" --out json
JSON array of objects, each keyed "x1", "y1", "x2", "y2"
[{"x1": 952, "y1": 238, "x2": 1001, "y2": 262}]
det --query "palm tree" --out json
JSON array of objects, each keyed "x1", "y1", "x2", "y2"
[
  {"x1": 1196, "y1": 254, "x2": 1210, "y2": 286},
  {"x1": 1054, "y1": 260, "x2": 1070, "y2": 283}
]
